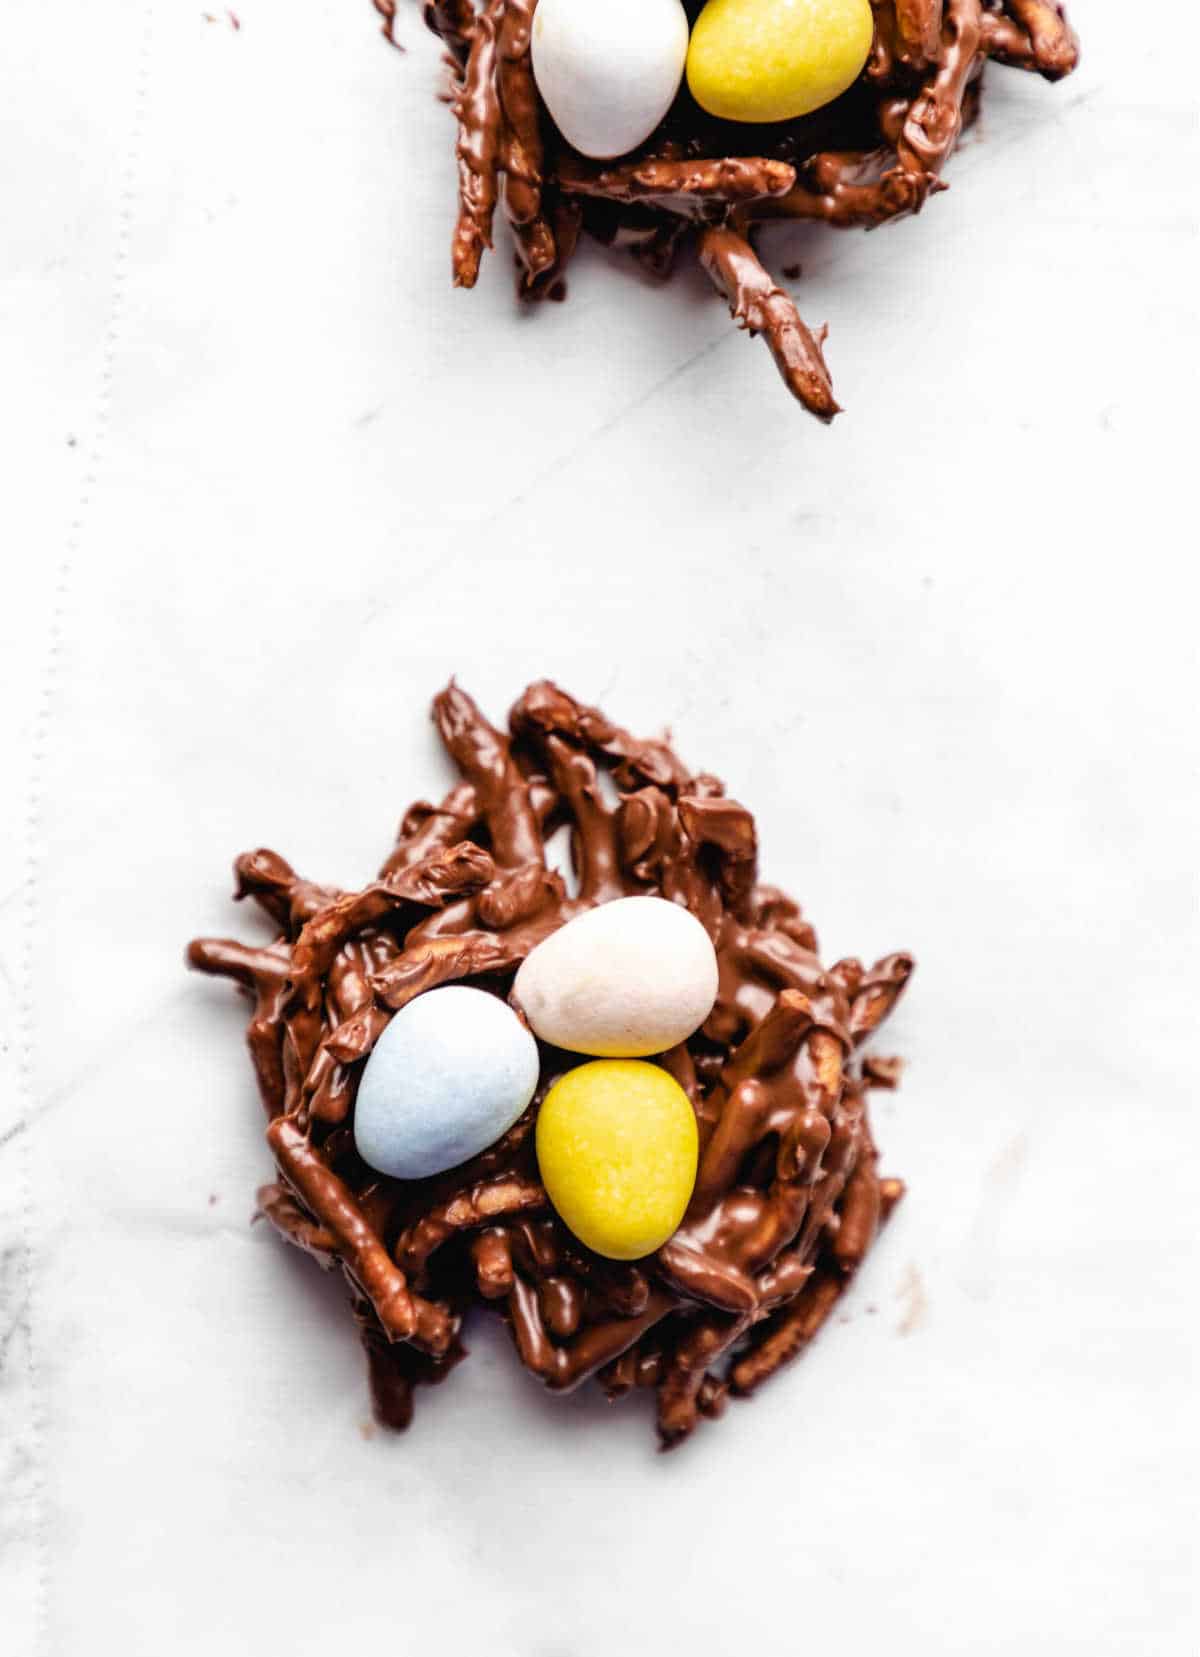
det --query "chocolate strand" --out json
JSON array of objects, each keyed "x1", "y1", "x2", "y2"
[
  {"x1": 897, "y1": 0, "x2": 984, "y2": 177},
  {"x1": 450, "y1": 0, "x2": 505, "y2": 288},
  {"x1": 423, "y1": 0, "x2": 475, "y2": 65},
  {"x1": 891, "y1": 0, "x2": 945, "y2": 67},
  {"x1": 290, "y1": 843, "x2": 495, "y2": 992},
  {"x1": 761, "y1": 151, "x2": 943, "y2": 231},
  {"x1": 187, "y1": 937, "x2": 291, "y2": 1115},
  {"x1": 509, "y1": 1276, "x2": 675, "y2": 1392},
  {"x1": 556, "y1": 156, "x2": 797, "y2": 218},
  {"x1": 233, "y1": 848, "x2": 332, "y2": 934},
  {"x1": 541, "y1": 736, "x2": 627, "y2": 904},
  {"x1": 510, "y1": 678, "x2": 692, "y2": 792},
  {"x1": 677, "y1": 794, "x2": 758, "y2": 920},
  {"x1": 495, "y1": 0, "x2": 557, "y2": 288},
  {"x1": 698, "y1": 226, "x2": 840, "y2": 422},
  {"x1": 256, "y1": 1181, "x2": 339, "y2": 1262},
  {"x1": 397, "y1": 1174, "x2": 547, "y2": 1284},
  {"x1": 848, "y1": 952, "x2": 916, "y2": 1044},
  {"x1": 370, "y1": 927, "x2": 536, "y2": 1009},
  {"x1": 831, "y1": 1115, "x2": 882, "y2": 1269},
  {"x1": 379, "y1": 781, "x2": 480, "y2": 879},
  {"x1": 730, "y1": 1157, "x2": 904, "y2": 1397},
  {"x1": 372, "y1": 0, "x2": 402, "y2": 50},
  {"x1": 266, "y1": 1115, "x2": 455, "y2": 1354},
  {"x1": 353, "y1": 1293, "x2": 469, "y2": 1431},
  {"x1": 1002, "y1": 0, "x2": 1079, "y2": 80},
  {"x1": 433, "y1": 681, "x2": 544, "y2": 867},
  {"x1": 657, "y1": 1312, "x2": 748, "y2": 1449},
  {"x1": 728, "y1": 1270, "x2": 846, "y2": 1397}
]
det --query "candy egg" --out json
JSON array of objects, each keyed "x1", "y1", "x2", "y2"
[
  {"x1": 687, "y1": 0, "x2": 874, "y2": 125},
  {"x1": 536, "y1": 1060, "x2": 698, "y2": 1259},
  {"x1": 513, "y1": 896, "x2": 719, "y2": 1058},
  {"x1": 531, "y1": 0, "x2": 690, "y2": 161},
  {"x1": 353, "y1": 986, "x2": 539, "y2": 1180}
]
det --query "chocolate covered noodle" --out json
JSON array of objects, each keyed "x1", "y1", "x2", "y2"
[
  {"x1": 189, "y1": 682, "x2": 913, "y2": 1450},
  {"x1": 370, "y1": 0, "x2": 1078, "y2": 419}
]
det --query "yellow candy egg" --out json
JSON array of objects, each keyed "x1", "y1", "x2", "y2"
[
  {"x1": 535, "y1": 1061, "x2": 698, "y2": 1260},
  {"x1": 686, "y1": 0, "x2": 874, "y2": 125}
]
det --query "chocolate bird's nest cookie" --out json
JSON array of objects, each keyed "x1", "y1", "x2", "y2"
[
  {"x1": 371, "y1": 0, "x2": 1078, "y2": 419},
  {"x1": 189, "y1": 682, "x2": 913, "y2": 1450}
]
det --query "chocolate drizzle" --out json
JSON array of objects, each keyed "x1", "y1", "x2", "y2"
[
  {"x1": 189, "y1": 682, "x2": 913, "y2": 1450},
  {"x1": 395, "y1": 0, "x2": 1079, "y2": 418}
]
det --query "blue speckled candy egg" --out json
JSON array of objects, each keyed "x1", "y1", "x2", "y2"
[{"x1": 354, "y1": 986, "x2": 539, "y2": 1180}]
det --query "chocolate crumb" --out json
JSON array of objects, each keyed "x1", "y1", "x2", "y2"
[{"x1": 864, "y1": 1054, "x2": 905, "y2": 1090}]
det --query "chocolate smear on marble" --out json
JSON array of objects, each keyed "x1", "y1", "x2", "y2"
[
  {"x1": 381, "y1": 0, "x2": 1077, "y2": 419},
  {"x1": 189, "y1": 682, "x2": 913, "y2": 1450}
]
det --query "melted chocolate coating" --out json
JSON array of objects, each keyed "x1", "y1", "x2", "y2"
[
  {"x1": 189, "y1": 683, "x2": 913, "y2": 1450},
  {"x1": 397, "y1": 0, "x2": 1079, "y2": 418}
]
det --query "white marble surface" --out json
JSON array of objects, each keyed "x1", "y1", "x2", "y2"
[{"x1": 2, "y1": 2, "x2": 1197, "y2": 1653}]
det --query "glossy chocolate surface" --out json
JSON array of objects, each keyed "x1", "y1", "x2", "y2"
[
  {"x1": 374, "y1": 0, "x2": 1079, "y2": 419},
  {"x1": 189, "y1": 682, "x2": 913, "y2": 1449}
]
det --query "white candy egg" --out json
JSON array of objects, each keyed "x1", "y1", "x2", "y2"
[
  {"x1": 531, "y1": 0, "x2": 690, "y2": 161},
  {"x1": 354, "y1": 986, "x2": 539, "y2": 1180},
  {"x1": 513, "y1": 895, "x2": 719, "y2": 1057}
]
